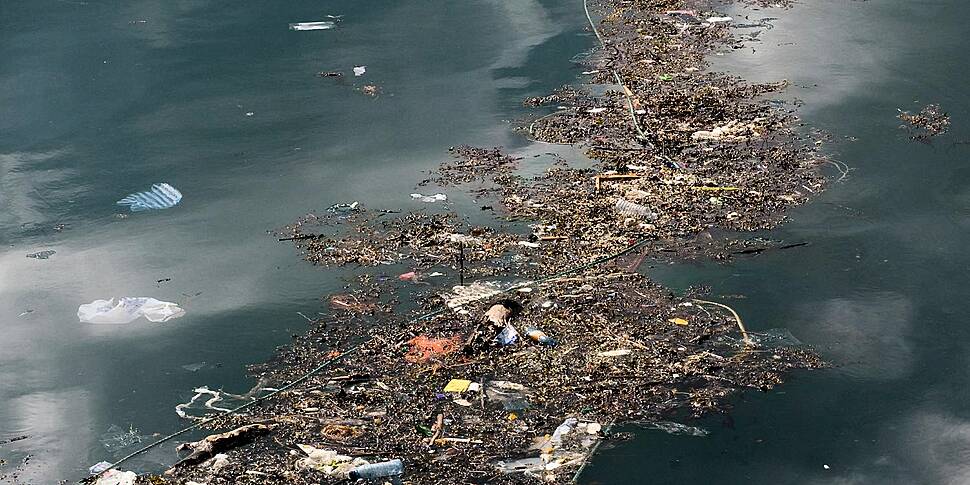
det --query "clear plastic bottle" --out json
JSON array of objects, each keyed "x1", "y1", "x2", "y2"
[
  {"x1": 348, "y1": 459, "x2": 403, "y2": 480},
  {"x1": 614, "y1": 198, "x2": 657, "y2": 219}
]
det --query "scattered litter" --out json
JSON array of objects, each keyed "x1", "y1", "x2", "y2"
[
  {"x1": 495, "y1": 323, "x2": 519, "y2": 345},
  {"x1": 295, "y1": 444, "x2": 367, "y2": 478},
  {"x1": 707, "y1": 16, "x2": 733, "y2": 23},
  {"x1": 327, "y1": 201, "x2": 359, "y2": 214},
  {"x1": 289, "y1": 21, "x2": 336, "y2": 31},
  {"x1": 443, "y1": 379, "x2": 472, "y2": 393},
  {"x1": 518, "y1": 241, "x2": 540, "y2": 248},
  {"x1": 18, "y1": 310, "x2": 34, "y2": 317},
  {"x1": 116, "y1": 183, "x2": 182, "y2": 211},
  {"x1": 94, "y1": 469, "x2": 137, "y2": 485},
  {"x1": 691, "y1": 120, "x2": 762, "y2": 142},
  {"x1": 587, "y1": 107, "x2": 607, "y2": 114},
  {"x1": 26, "y1": 250, "x2": 56, "y2": 259},
  {"x1": 898, "y1": 103, "x2": 950, "y2": 141},
  {"x1": 410, "y1": 193, "x2": 447, "y2": 203},
  {"x1": 89, "y1": 461, "x2": 112, "y2": 475},
  {"x1": 443, "y1": 281, "x2": 504, "y2": 308},
  {"x1": 453, "y1": 398, "x2": 473, "y2": 407},
  {"x1": 615, "y1": 198, "x2": 657, "y2": 219},
  {"x1": 524, "y1": 325, "x2": 556, "y2": 346},
  {"x1": 597, "y1": 349, "x2": 632, "y2": 357},
  {"x1": 353, "y1": 65, "x2": 366, "y2": 76},
  {"x1": 78, "y1": 297, "x2": 185, "y2": 324},
  {"x1": 349, "y1": 459, "x2": 403, "y2": 480},
  {"x1": 361, "y1": 85, "x2": 380, "y2": 96},
  {"x1": 669, "y1": 317, "x2": 689, "y2": 326}
]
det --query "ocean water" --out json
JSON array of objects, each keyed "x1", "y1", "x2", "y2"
[{"x1": 2, "y1": 0, "x2": 968, "y2": 483}]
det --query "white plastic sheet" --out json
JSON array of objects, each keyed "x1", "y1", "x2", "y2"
[{"x1": 78, "y1": 297, "x2": 186, "y2": 324}]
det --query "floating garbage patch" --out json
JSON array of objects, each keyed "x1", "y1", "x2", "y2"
[
  {"x1": 116, "y1": 183, "x2": 182, "y2": 212},
  {"x1": 78, "y1": 297, "x2": 185, "y2": 324}
]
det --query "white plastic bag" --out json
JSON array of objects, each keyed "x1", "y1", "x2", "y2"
[{"x1": 78, "y1": 297, "x2": 186, "y2": 324}]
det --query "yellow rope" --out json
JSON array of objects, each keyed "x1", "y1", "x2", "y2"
[{"x1": 691, "y1": 298, "x2": 753, "y2": 345}]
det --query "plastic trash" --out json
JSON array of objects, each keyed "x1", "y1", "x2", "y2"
[
  {"x1": 495, "y1": 323, "x2": 519, "y2": 345},
  {"x1": 614, "y1": 198, "x2": 657, "y2": 219},
  {"x1": 550, "y1": 417, "x2": 578, "y2": 446},
  {"x1": 496, "y1": 457, "x2": 544, "y2": 473},
  {"x1": 410, "y1": 193, "x2": 447, "y2": 202},
  {"x1": 327, "y1": 201, "x2": 359, "y2": 214},
  {"x1": 524, "y1": 325, "x2": 556, "y2": 346},
  {"x1": 706, "y1": 16, "x2": 732, "y2": 23},
  {"x1": 444, "y1": 379, "x2": 472, "y2": 393},
  {"x1": 78, "y1": 297, "x2": 186, "y2": 324},
  {"x1": 289, "y1": 21, "x2": 335, "y2": 31},
  {"x1": 26, "y1": 250, "x2": 56, "y2": 259},
  {"x1": 353, "y1": 65, "x2": 366, "y2": 76},
  {"x1": 116, "y1": 183, "x2": 182, "y2": 212},
  {"x1": 295, "y1": 444, "x2": 367, "y2": 477},
  {"x1": 94, "y1": 469, "x2": 137, "y2": 485},
  {"x1": 89, "y1": 461, "x2": 112, "y2": 474},
  {"x1": 348, "y1": 459, "x2": 403, "y2": 479},
  {"x1": 485, "y1": 381, "x2": 531, "y2": 410}
]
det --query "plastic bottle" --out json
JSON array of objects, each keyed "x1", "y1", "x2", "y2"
[
  {"x1": 348, "y1": 459, "x2": 403, "y2": 480},
  {"x1": 524, "y1": 326, "x2": 556, "y2": 346},
  {"x1": 614, "y1": 198, "x2": 657, "y2": 220}
]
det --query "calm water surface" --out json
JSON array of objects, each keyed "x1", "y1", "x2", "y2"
[{"x1": 2, "y1": 0, "x2": 968, "y2": 483}]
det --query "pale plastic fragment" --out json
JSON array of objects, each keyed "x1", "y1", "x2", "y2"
[
  {"x1": 78, "y1": 297, "x2": 185, "y2": 324},
  {"x1": 116, "y1": 183, "x2": 182, "y2": 211},
  {"x1": 597, "y1": 349, "x2": 632, "y2": 357},
  {"x1": 410, "y1": 193, "x2": 447, "y2": 202},
  {"x1": 353, "y1": 65, "x2": 366, "y2": 76},
  {"x1": 707, "y1": 16, "x2": 733, "y2": 23},
  {"x1": 289, "y1": 21, "x2": 336, "y2": 31},
  {"x1": 94, "y1": 469, "x2": 137, "y2": 485},
  {"x1": 295, "y1": 444, "x2": 368, "y2": 478}
]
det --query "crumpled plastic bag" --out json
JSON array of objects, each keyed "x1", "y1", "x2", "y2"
[
  {"x1": 78, "y1": 297, "x2": 186, "y2": 324},
  {"x1": 295, "y1": 444, "x2": 368, "y2": 478},
  {"x1": 116, "y1": 183, "x2": 182, "y2": 211}
]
